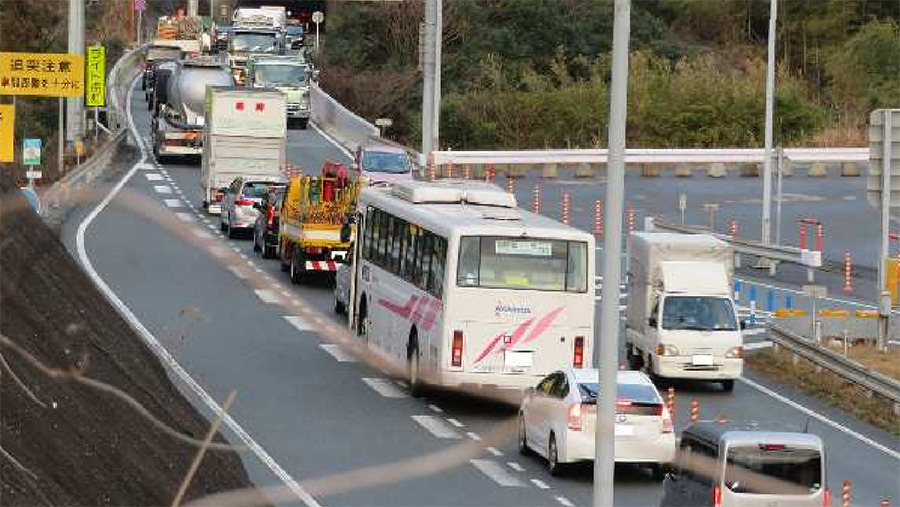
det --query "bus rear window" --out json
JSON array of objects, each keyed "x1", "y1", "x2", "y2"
[
  {"x1": 457, "y1": 237, "x2": 587, "y2": 293},
  {"x1": 725, "y1": 445, "x2": 822, "y2": 495}
]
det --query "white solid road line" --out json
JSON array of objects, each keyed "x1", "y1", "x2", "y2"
[
  {"x1": 144, "y1": 173, "x2": 164, "y2": 181},
  {"x1": 284, "y1": 316, "x2": 313, "y2": 332},
  {"x1": 153, "y1": 185, "x2": 172, "y2": 194},
  {"x1": 362, "y1": 378, "x2": 408, "y2": 399},
  {"x1": 466, "y1": 431, "x2": 482, "y2": 441},
  {"x1": 175, "y1": 212, "x2": 194, "y2": 222},
  {"x1": 411, "y1": 415, "x2": 462, "y2": 439},
  {"x1": 163, "y1": 198, "x2": 183, "y2": 208},
  {"x1": 742, "y1": 328, "x2": 768, "y2": 336},
  {"x1": 739, "y1": 376, "x2": 900, "y2": 460},
  {"x1": 428, "y1": 404, "x2": 444, "y2": 414},
  {"x1": 486, "y1": 446, "x2": 503, "y2": 457},
  {"x1": 469, "y1": 459, "x2": 526, "y2": 487},
  {"x1": 229, "y1": 266, "x2": 249, "y2": 279},
  {"x1": 555, "y1": 496, "x2": 575, "y2": 507},
  {"x1": 76, "y1": 77, "x2": 319, "y2": 507},
  {"x1": 319, "y1": 344, "x2": 355, "y2": 363},
  {"x1": 531, "y1": 478, "x2": 550, "y2": 490},
  {"x1": 309, "y1": 121, "x2": 354, "y2": 160},
  {"x1": 506, "y1": 462, "x2": 525, "y2": 472}
]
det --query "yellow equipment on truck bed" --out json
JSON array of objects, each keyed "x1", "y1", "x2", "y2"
[{"x1": 279, "y1": 164, "x2": 362, "y2": 284}]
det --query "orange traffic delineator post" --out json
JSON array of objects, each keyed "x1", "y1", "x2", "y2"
[
  {"x1": 689, "y1": 399, "x2": 700, "y2": 423},
  {"x1": 627, "y1": 206, "x2": 636, "y2": 234},
  {"x1": 816, "y1": 223, "x2": 824, "y2": 252},
  {"x1": 486, "y1": 164, "x2": 495, "y2": 181},
  {"x1": 729, "y1": 218, "x2": 738, "y2": 238},
  {"x1": 594, "y1": 200, "x2": 603, "y2": 237},
  {"x1": 506, "y1": 176, "x2": 515, "y2": 194},
  {"x1": 446, "y1": 162, "x2": 455, "y2": 179},
  {"x1": 879, "y1": 498, "x2": 890, "y2": 507},
  {"x1": 800, "y1": 224, "x2": 807, "y2": 250},
  {"x1": 666, "y1": 386, "x2": 676, "y2": 419},
  {"x1": 464, "y1": 164, "x2": 471, "y2": 180},
  {"x1": 843, "y1": 251, "x2": 854, "y2": 293},
  {"x1": 841, "y1": 481, "x2": 851, "y2": 507},
  {"x1": 561, "y1": 193, "x2": 571, "y2": 225},
  {"x1": 532, "y1": 185, "x2": 542, "y2": 214}
]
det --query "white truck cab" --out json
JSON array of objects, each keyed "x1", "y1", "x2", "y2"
[{"x1": 625, "y1": 233, "x2": 743, "y2": 392}]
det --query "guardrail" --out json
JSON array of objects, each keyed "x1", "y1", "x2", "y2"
[
  {"x1": 649, "y1": 218, "x2": 822, "y2": 268},
  {"x1": 769, "y1": 324, "x2": 900, "y2": 408},
  {"x1": 430, "y1": 147, "x2": 869, "y2": 166},
  {"x1": 310, "y1": 83, "x2": 379, "y2": 153}
]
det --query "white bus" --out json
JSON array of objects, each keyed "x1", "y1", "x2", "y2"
[{"x1": 348, "y1": 180, "x2": 595, "y2": 395}]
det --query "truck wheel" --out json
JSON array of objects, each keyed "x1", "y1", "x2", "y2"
[
  {"x1": 263, "y1": 244, "x2": 276, "y2": 259},
  {"x1": 298, "y1": 119, "x2": 309, "y2": 130},
  {"x1": 290, "y1": 250, "x2": 304, "y2": 285},
  {"x1": 721, "y1": 380, "x2": 735, "y2": 392}
]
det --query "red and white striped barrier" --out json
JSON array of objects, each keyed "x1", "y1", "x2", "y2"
[{"x1": 305, "y1": 260, "x2": 340, "y2": 272}]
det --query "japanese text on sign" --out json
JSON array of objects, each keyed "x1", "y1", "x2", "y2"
[
  {"x1": 0, "y1": 52, "x2": 84, "y2": 97},
  {"x1": 0, "y1": 105, "x2": 14, "y2": 163},
  {"x1": 86, "y1": 46, "x2": 105, "y2": 107}
]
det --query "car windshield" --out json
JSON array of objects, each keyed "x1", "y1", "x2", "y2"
[
  {"x1": 457, "y1": 237, "x2": 587, "y2": 292},
  {"x1": 231, "y1": 32, "x2": 278, "y2": 53},
  {"x1": 286, "y1": 26, "x2": 303, "y2": 36},
  {"x1": 361, "y1": 151, "x2": 409, "y2": 174},
  {"x1": 243, "y1": 182, "x2": 284, "y2": 199},
  {"x1": 725, "y1": 445, "x2": 823, "y2": 495},
  {"x1": 255, "y1": 64, "x2": 307, "y2": 85},
  {"x1": 661, "y1": 296, "x2": 737, "y2": 331}
]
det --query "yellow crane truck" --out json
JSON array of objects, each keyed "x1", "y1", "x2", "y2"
[{"x1": 278, "y1": 163, "x2": 362, "y2": 284}]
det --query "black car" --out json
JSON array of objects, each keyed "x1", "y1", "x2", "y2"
[{"x1": 252, "y1": 187, "x2": 286, "y2": 259}]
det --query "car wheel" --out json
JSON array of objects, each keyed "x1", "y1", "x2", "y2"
[
  {"x1": 407, "y1": 333, "x2": 422, "y2": 397},
  {"x1": 227, "y1": 215, "x2": 238, "y2": 239},
  {"x1": 263, "y1": 243, "x2": 276, "y2": 259},
  {"x1": 721, "y1": 379, "x2": 735, "y2": 392},
  {"x1": 518, "y1": 415, "x2": 531, "y2": 456},
  {"x1": 253, "y1": 231, "x2": 262, "y2": 253},
  {"x1": 547, "y1": 433, "x2": 564, "y2": 476},
  {"x1": 290, "y1": 249, "x2": 304, "y2": 285},
  {"x1": 650, "y1": 463, "x2": 668, "y2": 481}
]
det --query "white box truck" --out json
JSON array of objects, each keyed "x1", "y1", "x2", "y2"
[
  {"x1": 625, "y1": 233, "x2": 743, "y2": 391},
  {"x1": 201, "y1": 87, "x2": 287, "y2": 214}
]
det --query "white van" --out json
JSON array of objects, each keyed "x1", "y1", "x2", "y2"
[
  {"x1": 661, "y1": 422, "x2": 828, "y2": 507},
  {"x1": 625, "y1": 233, "x2": 744, "y2": 391}
]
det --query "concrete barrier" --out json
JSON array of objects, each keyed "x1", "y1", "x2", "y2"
[
  {"x1": 674, "y1": 163, "x2": 693, "y2": 177},
  {"x1": 575, "y1": 162, "x2": 594, "y2": 178},
  {"x1": 781, "y1": 158, "x2": 794, "y2": 177},
  {"x1": 807, "y1": 161, "x2": 828, "y2": 177},
  {"x1": 740, "y1": 163, "x2": 760, "y2": 177},
  {"x1": 707, "y1": 162, "x2": 727, "y2": 178},
  {"x1": 641, "y1": 163, "x2": 661, "y2": 177},
  {"x1": 841, "y1": 161, "x2": 861, "y2": 177},
  {"x1": 542, "y1": 163, "x2": 559, "y2": 179},
  {"x1": 310, "y1": 83, "x2": 380, "y2": 152}
]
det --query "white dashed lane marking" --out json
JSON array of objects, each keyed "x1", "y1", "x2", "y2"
[
  {"x1": 744, "y1": 340, "x2": 773, "y2": 350},
  {"x1": 319, "y1": 344, "x2": 355, "y2": 362},
  {"x1": 284, "y1": 316, "x2": 313, "y2": 332},
  {"x1": 362, "y1": 378, "x2": 408, "y2": 399},
  {"x1": 153, "y1": 185, "x2": 173, "y2": 194},
  {"x1": 411, "y1": 415, "x2": 462, "y2": 439},
  {"x1": 254, "y1": 289, "x2": 280, "y2": 304},
  {"x1": 486, "y1": 446, "x2": 503, "y2": 457},
  {"x1": 192, "y1": 229, "x2": 212, "y2": 240},
  {"x1": 446, "y1": 418, "x2": 464, "y2": 428},
  {"x1": 163, "y1": 198, "x2": 183, "y2": 208},
  {"x1": 531, "y1": 479, "x2": 550, "y2": 490},
  {"x1": 466, "y1": 432, "x2": 482, "y2": 441},
  {"x1": 229, "y1": 266, "x2": 249, "y2": 279},
  {"x1": 556, "y1": 496, "x2": 575, "y2": 507},
  {"x1": 470, "y1": 459, "x2": 525, "y2": 487},
  {"x1": 507, "y1": 462, "x2": 525, "y2": 472},
  {"x1": 145, "y1": 173, "x2": 164, "y2": 181}
]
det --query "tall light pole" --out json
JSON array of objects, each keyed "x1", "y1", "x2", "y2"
[
  {"x1": 66, "y1": 0, "x2": 85, "y2": 143},
  {"x1": 430, "y1": 0, "x2": 442, "y2": 152},
  {"x1": 761, "y1": 0, "x2": 778, "y2": 245},
  {"x1": 420, "y1": 0, "x2": 436, "y2": 159},
  {"x1": 595, "y1": 0, "x2": 631, "y2": 506}
]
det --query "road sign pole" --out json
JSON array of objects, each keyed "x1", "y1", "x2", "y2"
[
  {"x1": 431, "y1": 0, "x2": 442, "y2": 151},
  {"x1": 595, "y1": 0, "x2": 631, "y2": 506},
  {"x1": 67, "y1": 0, "x2": 85, "y2": 142},
  {"x1": 761, "y1": 0, "x2": 778, "y2": 246},
  {"x1": 775, "y1": 147, "x2": 784, "y2": 245},
  {"x1": 879, "y1": 111, "x2": 893, "y2": 300},
  {"x1": 58, "y1": 98, "x2": 65, "y2": 174}
]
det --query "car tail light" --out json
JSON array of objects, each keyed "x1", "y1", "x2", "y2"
[
  {"x1": 759, "y1": 443, "x2": 786, "y2": 451},
  {"x1": 726, "y1": 346, "x2": 743, "y2": 359},
  {"x1": 573, "y1": 336, "x2": 584, "y2": 368},
  {"x1": 614, "y1": 398, "x2": 632, "y2": 412},
  {"x1": 267, "y1": 203, "x2": 275, "y2": 227},
  {"x1": 713, "y1": 485, "x2": 722, "y2": 507},
  {"x1": 567, "y1": 403, "x2": 583, "y2": 431},
  {"x1": 822, "y1": 487, "x2": 832, "y2": 507},
  {"x1": 661, "y1": 405, "x2": 674, "y2": 433},
  {"x1": 451, "y1": 330, "x2": 463, "y2": 367},
  {"x1": 235, "y1": 198, "x2": 253, "y2": 206},
  {"x1": 213, "y1": 192, "x2": 224, "y2": 202}
]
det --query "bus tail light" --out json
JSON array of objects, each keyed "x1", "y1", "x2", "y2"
[
  {"x1": 451, "y1": 330, "x2": 464, "y2": 367},
  {"x1": 567, "y1": 403, "x2": 583, "y2": 431},
  {"x1": 713, "y1": 485, "x2": 722, "y2": 507},
  {"x1": 573, "y1": 336, "x2": 584, "y2": 368}
]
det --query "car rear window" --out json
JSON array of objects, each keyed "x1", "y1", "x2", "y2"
[
  {"x1": 725, "y1": 445, "x2": 823, "y2": 495},
  {"x1": 577, "y1": 382, "x2": 661, "y2": 405},
  {"x1": 244, "y1": 182, "x2": 283, "y2": 199}
]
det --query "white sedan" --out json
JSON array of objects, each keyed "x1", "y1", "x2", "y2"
[{"x1": 518, "y1": 368, "x2": 676, "y2": 477}]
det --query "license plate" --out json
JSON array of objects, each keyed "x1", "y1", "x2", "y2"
[
  {"x1": 692, "y1": 355, "x2": 714, "y2": 366},
  {"x1": 504, "y1": 350, "x2": 533, "y2": 368},
  {"x1": 614, "y1": 424, "x2": 634, "y2": 436}
]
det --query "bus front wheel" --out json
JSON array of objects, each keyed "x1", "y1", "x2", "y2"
[{"x1": 407, "y1": 330, "x2": 422, "y2": 397}]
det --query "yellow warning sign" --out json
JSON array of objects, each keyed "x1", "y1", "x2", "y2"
[
  {"x1": 0, "y1": 104, "x2": 14, "y2": 163},
  {"x1": 0, "y1": 52, "x2": 84, "y2": 97},
  {"x1": 85, "y1": 46, "x2": 105, "y2": 107}
]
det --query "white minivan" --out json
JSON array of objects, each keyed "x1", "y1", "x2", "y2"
[{"x1": 661, "y1": 422, "x2": 828, "y2": 507}]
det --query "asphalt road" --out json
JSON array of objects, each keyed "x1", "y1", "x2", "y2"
[{"x1": 60, "y1": 83, "x2": 900, "y2": 507}]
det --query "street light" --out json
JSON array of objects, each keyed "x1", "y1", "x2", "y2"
[{"x1": 761, "y1": 0, "x2": 778, "y2": 246}]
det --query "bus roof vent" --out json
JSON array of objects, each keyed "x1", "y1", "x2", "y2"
[
  {"x1": 479, "y1": 207, "x2": 521, "y2": 221},
  {"x1": 392, "y1": 180, "x2": 517, "y2": 208}
]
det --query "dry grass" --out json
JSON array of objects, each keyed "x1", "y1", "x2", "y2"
[
  {"x1": 806, "y1": 124, "x2": 867, "y2": 147},
  {"x1": 746, "y1": 349, "x2": 900, "y2": 435},
  {"x1": 824, "y1": 343, "x2": 900, "y2": 381}
]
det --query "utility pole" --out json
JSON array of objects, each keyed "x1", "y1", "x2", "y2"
[
  {"x1": 67, "y1": 0, "x2": 85, "y2": 143},
  {"x1": 595, "y1": 0, "x2": 631, "y2": 506},
  {"x1": 431, "y1": 0, "x2": 442, "y2": 152},
  {"x1": 420, "y1": 0, "x2": 436, "y2": 160},
  {"x1": 188, "y1": 0, "x2": 199, "y2": 17},
  {"x1": 761, "y1": 0, "x2": 778, "y2": 245}
]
